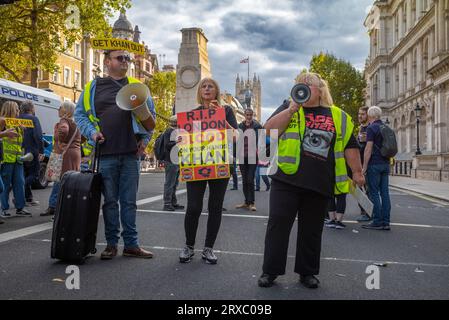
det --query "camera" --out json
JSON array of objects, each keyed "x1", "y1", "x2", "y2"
[{"x1": 290, "y1": 83, "x2": 311, "y2": 104}]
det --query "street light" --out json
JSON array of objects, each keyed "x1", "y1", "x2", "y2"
[
  {"x1": 414, "y1": 103, "x2": 422, "y2": 155},
  {"x1": 72, "y1": 81, "x2": 78, "y2": 103}
]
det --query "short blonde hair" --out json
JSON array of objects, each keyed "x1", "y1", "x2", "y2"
[
  {"x1": 295, "y1": 72, "x2": 333, "y2": 107},
  {"x1": 368, "y1": 106, "x2": 382, "y2": 119},
  {"x1": 59, "y1": 101, "x2": 75, "y2": 119},
  {"x1": 0, "y1": 101, "x2": 20, "y2": 118},
  {"x1": 196, "y1": 78, "x2": 222, "y2": 105}
]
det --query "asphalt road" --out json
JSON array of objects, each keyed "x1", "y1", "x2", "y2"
[{"x1": 0, "y1": 172, "x2": 448, "y2": 300}]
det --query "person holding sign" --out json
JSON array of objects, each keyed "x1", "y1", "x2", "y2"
[
  {"x1": 179, "y1": 78, "x2": 238, "y2": 264},
  {"x1": 0, "y1": 101, "x2": 31, "y2": 218},
  {"x1": 258, "y1": 72, "x2": 364, "y2": 289}
]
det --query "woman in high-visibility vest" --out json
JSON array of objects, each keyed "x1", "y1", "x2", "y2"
[
  {"x1": 0, "y1": 101, "x2": 31, "y2": 217},
  {"x1": 0, "y1": 112, "x2": 21, "y2": 223},
  {"x1": 258, "y1": 72, "x2": 365, "y2": 289}
]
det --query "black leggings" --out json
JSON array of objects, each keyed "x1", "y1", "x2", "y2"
[
  {"x1": 262, "y1": 180, "x2": 329, "y2": 276},
  {"x1": 328, "y1": 194, "x2": 347, "y2": 214},
  {"x1": 185, "y1": 178, "x2": 229, "y2": 248}
]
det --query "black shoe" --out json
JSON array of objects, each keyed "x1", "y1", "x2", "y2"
[
  {"x1": 40, "y1": 207, "x2": 55, "y2": 217},
  {"x1": 0, "y1": 219, "x2": 4, "y2": 224},
  {"x1": 383, "y1": 224, "x2": 391, "y2": 231},
  {"x1": 362, "y1": 223, "x2": 384, "y2": 230},
  {"x1": 163, "y1": 205, "x2": 175, "y2": 211},
  {"x1": 255, "y1": 188, "x2": 260, "y2": 191},
  {"x1": 16, "y1": 209, "x2": 32, "y2": 217},
  {"x1": 334, "y1": 221, "x2": 346, "y2": 230},
  {"x1": 300, "y1": 275, "x2": 320, "y2": 289},
  {"x1": 258, "y1": 273, "x2": 277, "y2": 288},
  {"x1": 266, "y1": 185, "x2": 270, "y2": 191},
  {"x1": 173, "y1": 204, "x2": 185, "y2": 210}
]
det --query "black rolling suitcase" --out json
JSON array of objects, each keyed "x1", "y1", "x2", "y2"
[{"x1": 51, "y1": 144, "x2": 102, "y2": 263}]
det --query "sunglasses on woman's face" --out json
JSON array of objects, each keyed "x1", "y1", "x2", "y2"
[{"x1": 112, "y1": 55, "x2": 131, "y2": 63}]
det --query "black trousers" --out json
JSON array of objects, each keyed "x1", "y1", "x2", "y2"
[
  {"x1": 329, "y1": 193, "x2": 347, "y2": 214},
  {"x1": 262, "y1": 180, "x2": 329, "y2": 276},
  {"x1": 24, "y1": 156, "x2": 40, "y2": 201},
  {"x1": 239, "y1": 164, "x2": 257, "y2": 205},
  {"x1": 185, "y1": 178, "x2": 229, "y2": 248}
]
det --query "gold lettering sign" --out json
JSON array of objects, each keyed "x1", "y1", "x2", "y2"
[
  {"x1": 5, "y1": 118, "x2": 34, "y2": 128},
  {"x1": 90, "y1": 38, "x2": 146, "y2": 55}
]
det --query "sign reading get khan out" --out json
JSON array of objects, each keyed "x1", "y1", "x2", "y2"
[{"x1": 177, "y1": 108, "x2": 230, "y2": 182}]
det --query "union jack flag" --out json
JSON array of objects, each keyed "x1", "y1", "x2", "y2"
[{"x1": 240, "y1": 57, "x2": 249, "y2": 63}]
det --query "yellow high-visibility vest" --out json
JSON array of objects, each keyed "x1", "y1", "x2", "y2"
[{"x1": 277, "y1": 105, "x2": 354, "y2": 194}]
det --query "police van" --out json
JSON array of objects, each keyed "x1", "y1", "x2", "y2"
[{"x1": 0, "y1": 78, "x2": 62, "y2": 188}]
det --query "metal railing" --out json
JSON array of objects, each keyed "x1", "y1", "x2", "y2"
[{"x1": 393, "y1": 160, "x2": 413, "y2": 177}]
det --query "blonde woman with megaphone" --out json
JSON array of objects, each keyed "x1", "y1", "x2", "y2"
[{"x1": 258, "y1": 72, "x2": 365, "y2": 289}]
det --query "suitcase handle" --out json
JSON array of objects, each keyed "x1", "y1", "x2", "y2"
[{"x1": 92, "y1": 142, "x2": 101, "y2": 174}]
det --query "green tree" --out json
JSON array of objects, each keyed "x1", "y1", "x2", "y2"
[
  {"x1": 0, "y1": 0, "x2": 131, "y2": 86},
  {"x1": 309, "y1": 52, "x2": 366, "y2": 121},
  {"x1": 146, "y1": 71, "x2": 176, "y2": 154}
]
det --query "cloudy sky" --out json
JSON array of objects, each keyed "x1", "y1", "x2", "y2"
[{"x1": 122, "y1": 0, "x2": 373, "y2": 121}]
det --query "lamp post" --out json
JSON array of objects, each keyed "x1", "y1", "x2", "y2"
[
  {"x1": 72, "y1": 81, "x2": 78, "y2": 103},
  {"x1": 415, "y1": 103, "x2": 422, "y2": 155}
]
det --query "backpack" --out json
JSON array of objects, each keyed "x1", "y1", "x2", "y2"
[
  {"x1": 377, "y1": 123, "x2": 398, "y2": 158},
  {"x1": 154, "y1": 133, "x2": 166, "y2": 161}
]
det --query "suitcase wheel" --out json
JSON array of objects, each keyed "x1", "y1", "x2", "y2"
[{"x1": 91, "y1": 248, "x2": 97, "y2": 254}]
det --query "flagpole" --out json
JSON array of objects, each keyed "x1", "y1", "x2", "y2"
[{"x1": 247, "y1": 56, "x2": 250, "y2": 83}]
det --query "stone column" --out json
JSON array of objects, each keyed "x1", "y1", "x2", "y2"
[
  {"x1": 406, "y1": 0, "x2": 412, "y2": 32},
  {"x1": 434, "y1": 85, "x2": 447, "y2": 153},
  {"x1": 379, "y1": 67, "x2": 386, "y2": 102},
  {"x1": 398, "y1": 5, "x2": 404, "y2": 39},
  {"x1": 416, "y1": 0, "x2": 423, "y2": 20},
  {"x1": 175, "y1": 28, "x2": 211, "y2": 113},
  {"x1": 399, "y1": 59, "x2": 404, "y2": 95},
  {"x1": 379, "y1": 17, "x2": 387, "y2": 54}
]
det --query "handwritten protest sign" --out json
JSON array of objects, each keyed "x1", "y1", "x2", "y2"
[{"x1": 177, "y1": 108, "x2": 230, "y2": 182}]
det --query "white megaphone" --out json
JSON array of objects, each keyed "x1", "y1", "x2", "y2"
[
  {"x1": 19, "y1": 152, "x2": 34, "y2": 163},
  {"x1": 116, "y1": 83, "x2": 155, "y2": 131}
]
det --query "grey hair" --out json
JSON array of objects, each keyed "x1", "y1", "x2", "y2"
[
  {"x1": 368, "y1": 106, "x2": 382, "y2": 119},
  {"x1": 59, "y1": 101, "x2": 76, "y2": 119},
  {"x1": 20, "y1": 100, "x2": 35, "y2": 114}
]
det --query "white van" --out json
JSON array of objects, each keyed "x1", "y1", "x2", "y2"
[
  {"x1": 0, "y1": 78, "x2": 61, "y2": 135},
  {"x1": 0, "y1": 78, "x2": 63, "y2": 188}
]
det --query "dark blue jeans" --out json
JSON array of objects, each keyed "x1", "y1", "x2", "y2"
[
  {"x1": 366, "y1": 163, "x2": 391, "y2": 226},
  {"x1": 1, "y1": 163, "x2": 25, "y2": 210},
  {"x1": 100, "y1": 154, "x2": 140, "y2": 249}
]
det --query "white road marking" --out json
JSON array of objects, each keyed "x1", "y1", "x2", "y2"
[
  {"x1": 0, "y1": 189, "x2": 187, "y2": 244},
  {"x1": 24, "y1": 239, "x2": 449, "y2": 269},
  {"x1": 0, "y1": 223, "x2": 53, "y2": 243},
  {"x1": 137, "y1": 209, "x2": 449, "y2": 229}
]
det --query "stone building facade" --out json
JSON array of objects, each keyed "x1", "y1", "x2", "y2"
[{"x1": 364, "y1": 0, "x2": 449, "y2": 181}]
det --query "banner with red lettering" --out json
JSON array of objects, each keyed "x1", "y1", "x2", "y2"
[{"x1": 177, "y1": 108, "x2": 230, "y2": 182}]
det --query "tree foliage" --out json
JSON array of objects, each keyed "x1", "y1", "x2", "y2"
[
  {"x1": 145, "y1": 71, "x2": 176, "y2": 154},
  {"x1": 309, "y1": 52, "x2": 366, "y2": 121},
  {"x1": 0, "y1": 0, "x2": 131, "y2": 85}
]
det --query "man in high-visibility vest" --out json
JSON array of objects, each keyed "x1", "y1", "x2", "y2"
[{"x1": 75, "y1": 49, "x2": 156, "y2": 260}]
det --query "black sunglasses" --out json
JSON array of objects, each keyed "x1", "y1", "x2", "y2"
[{"x1": 112, "y1": 55, "x2": 131, "y2": 62}]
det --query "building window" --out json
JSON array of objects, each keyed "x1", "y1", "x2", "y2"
[
  {"x1": 403, "y1": 57, "x2": 408, "y2": 91},
  {"x1": 412, "y1": 49, "x2": 417, "y2": 86},
  {"x1": 75, "y1": 43, "x2": 81, "y2": 58},
  {"x1": 74, "y1": 71, "x2": 81, "y2": 89},
  {"x1": 64, "y1": 67, "x2": 71, "y2": 86},
  {"x1": 394, "y1": 13, "x2": 399, "y2": 43},
  {"x1": 52, "y1": 70, "x2": 59, "y2": 83},
  {"x1": 395, "y1": 64, "x2": 399, "y2": 97},
  {"x1": 411, "y1": 0, "x2": 416, "y2": 26}
]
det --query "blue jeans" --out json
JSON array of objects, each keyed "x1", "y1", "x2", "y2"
[
  {"x1": 255, "y1": 165, "x2": 270, "y2": 190},
  {"x1": 1, "y1": 163, "x2": 25, "y2": 210},
  {"x1": 366, "y1": 163, "x2": 391, "y2": 226},
  {"x1": 48, "y1": 182, "x2": 61, "y2": 209},
  {"x1": 100, "y1": 154, "x2": 140, "y2": 249}
]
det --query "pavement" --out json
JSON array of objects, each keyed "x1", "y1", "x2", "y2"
[
  {"x1": 390, "y1": 176, "x2": 449, "y2": 203},
  {"x1": 0, "y1": 172, "x2": 448, "y2": 300}
]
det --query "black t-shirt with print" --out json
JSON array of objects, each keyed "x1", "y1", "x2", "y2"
[{"x1": 268, "y1": 102, "x2": 359, "y2": 197}]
